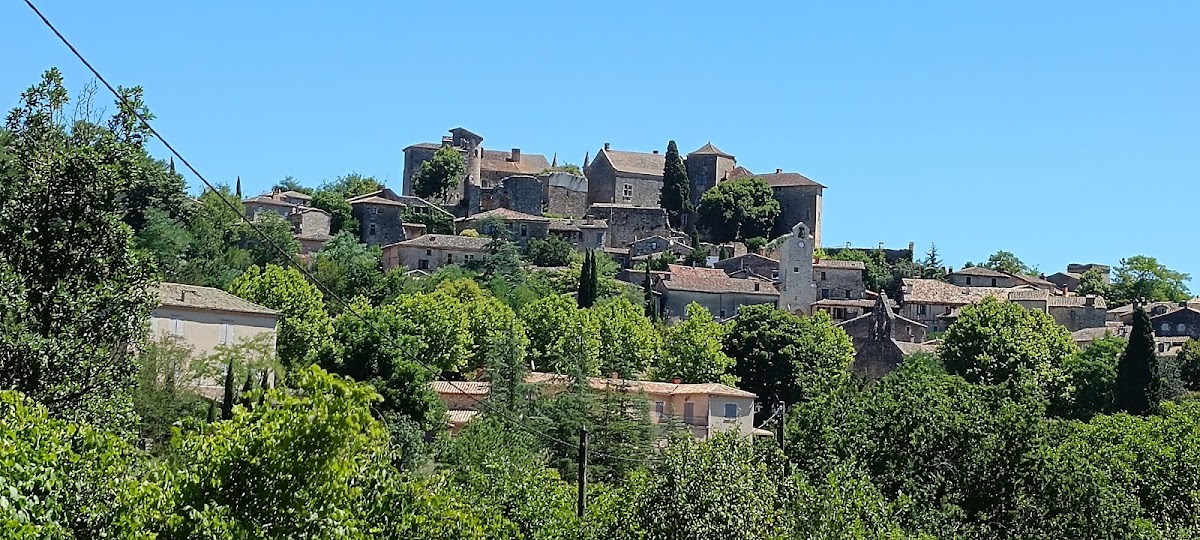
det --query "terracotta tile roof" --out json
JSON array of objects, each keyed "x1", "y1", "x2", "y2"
[
  {"x1": 278, "y1": 190, "x2": 312, "y2": 200},
  {"x1": 662, "y1": 265, "x2": 778, "y2": 296},
  {"x1": 242, "y1": 195, "x2": 295, "y2": 207},
  {"x1": 349, "y1": 196, "x2": 409, "y2": 207},
  {"x1": 952, "y1": 266, "x2": 1010, "y2": 278},
  {"x1": 754, "y1": 171, "x2": 825, "y2": 188},
  {"x1": 901, "y1": 278, "x2": 1011, "y2": 305},
  {"x1": 601, "y1": 149, "x2": 665, "y2": 177},
  {"x1": 431, "y1": 381, "x2": 490, "y2": 396},
  {"x1": 1009, "y1": 273, "x2": 1059, "y2": 289},
  {"x1": 549, "y1": 218, "x2": 608, "y2": 232},
  {"x1": 1007, "y1": 289, "x2": 1050, "y2": 301},
  {"x1": 814, "y1": 259, "x2": 866, "y2": 270},
  {"x1": 1048, "y1": 295, "x2": 1107, "y2": 309},
  {"x1": 1072, "y1": 326, "x2": 1125, "y2": 343},
  {"x1": 385, "y1": 234, "x2": 491, "y2": 251},
  {"x1": 458, "y1": 207, "x2": 549, "y2": 222},
  {"x1": 895, "y1": 341, "x2": 936, "y2": 355},
  {"x1": 688, "y1": 142, "x2": 734, "y2": 158},
  {"x1": 480, "y1": 149, "x2": 551, "y2": 176},
  {"x1": 156, "y1": 283, "x2": 278, "y2": 316},
  {"x1": 725, "y1": 165, "x2": 754, "y2": 179},
  {"x1": 524, "y1": 372, "x2": 757, "y2": 398},
  {"x1": 447, "y1": 410, "x2": 479, "y2": 426},
  {"x1": 837, "y1": 310, "x2": 926, "y2": 329},
  {"x1": 295, "y1": 232, "x2": 334, "y2": 241},
  {"x1": 814, "y1": 298, "x2": 880, "y2": 309}
]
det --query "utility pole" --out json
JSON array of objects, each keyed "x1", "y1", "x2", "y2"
[
  {"x1": 777, "y1": 401, "x2": 789, "y2": 476},
  {"x1": 577, "y1": 425, "x2": 588, "y2": 518}
]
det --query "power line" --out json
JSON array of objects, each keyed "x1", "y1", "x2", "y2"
[{"x1": 21, "y1": 0, "x2": 660, "y2": 465}]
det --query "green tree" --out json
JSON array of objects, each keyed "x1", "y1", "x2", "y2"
[
  {"x1": 659, "y1": 140, "x2": 691, "y2": 229},
  {"x1": 412, "y1": 145, "x2": 465, "y2": 201},
  {"x1": 577, "y1": 249, "x2": 598, "y2": 308},
  {"x1": 724, "y1": 305, "x2": 854, "y2": 419},
  {"x1": 1059, "y1": 333, "x2": 1125, "y2": 420},
  {"x1": 176, "y1": 184, "x2": 251, "y2": 289},
  {"x1": 388, "y1": 291, "x2": 473, "y2": 373},
  {"x1": 311, "y1": 232, "x2": 388, "y2": 309},
  {"x1": 310, "y1": 189, "x2": 356, "y2": 235},
  {"x1": 135, "y1": 207, "x2": 193, "y2": 278},
  {"x1": 229, "y1": 264, "x2": 333, "y2": 368},
  {"x1": 0, "y1": 69, "x2": 157, "y2": 433},
  {"x1": 1177, "y1": 339, "x2": 1200, "y2": 391},
  {"x1": 403, "y1": 207, "x2": 454, "y2": 235},
  {"x1": 526, "y1": 236, "x2": 573, "y2": 267},
  {"x1": 695, "y1": 177, "x2": 781, "y2": 243},
  {"x1": 964, "y1": 250, "x2": 1036, "y2": 276},
  {"x1": 1115, "y1": 305, "x2": 1156, "y2": 415},
  {"x1": 132, "y1": 337, "x2": 211, "y2": 449},
  {"x1": 919, "y1": 243, "x2": 946, "y2": 279},
  {"x1": 593, "y1": 297, "x2": 661, "y2": 377},
  {"x1": 271, "y1": 176, "x2": 310, "y2": 193},
  {"x1": 1076, "y1": 266, "x2": 1110, "y2": 297},
  {"x1": 319, "y1": 171, "x2": 381, "y2": 199},
  {"x1": 241, "y1": 211, "x2": 301, "y2": 268},
  {"x1": 642, "y1": 269, "x2": 658, "y2": 320},
  {"x1": 939, "y1": 297, "x2": 1076, "y2": 405},
  {"x1": 654, "y1": 302, "x2": 735, "y2": 385},
  {"x1": 1109, "y1": 255, "x2": 1191, "y2": 305},
  {"x1": 519, "y1": 295, "x2": 596, "y2": 373}
]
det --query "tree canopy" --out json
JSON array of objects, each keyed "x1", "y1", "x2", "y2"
[
  {"x1": 1109, "y1": 255, "x2": 1191, "y2": 305},
  {"x1": 412, "y1": 145, "x2": 465, "y2": 201},
  {"x1": 695, "y1": 177, "x2": 780, "y2": 243},
  {"x1": 658, "y1": 140, "x2": 691, "y2": 229}
]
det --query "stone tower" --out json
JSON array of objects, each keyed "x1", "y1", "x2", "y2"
[
  {"x1": 777, "y1": 221, "x2": 815, "y2": 315},
  {"x1": 685, "y1": 142, "x2": 736, "y2": 209}
]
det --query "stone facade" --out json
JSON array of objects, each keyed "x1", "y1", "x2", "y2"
[
  {"x1": 628, "y1": 235, "x2": 689, "y2": 259},
  {"x1": 713, "y1": 253, "x2": 780, "y2": 280},
  {"x1": 841, "y1": 295, "x2": 934, "y2": 380},
  {"x1": 585, "y1": 144, "x2": 666, "y2": 207},
  {"x1": 548, "y1": 218, "x2": 609, "y2": 250},
  {"x1": 756, "y1": 172, "x2": 824, "y2": 246},
  {"x1": 454, "y1": 207, "x2": 550, "y2": 249},
  {"x1": 655, "y1": 266, "x2": 778, "y2": 321},
  {"x1": 1151, "y1": 307, "x2": 1200, "y2": 340},
  {"x1": 776, "y1": 222, "x2": 816, "y2": 315},
  {"x1": 381, "y1": 234, "x2": 491, "y2": 272},
  {"x1": 814, "y1": 260, "x2": 867, "y2": 301},
  {"x1": 585, "y1": 204, "x2": 672, "y2": 249},
  {"x1": 347, "y1": 188, "x2": 449, "y2": 247},
  {"x1": 540, "y1": 172, "x2": 589, "y2": 218},
  {"x1": 685, "y1": 143, "x2": 736, "y2": 210},
  {"x1": 479, "y1": 175, "x2": 543, "y2": 216},
  {"x1": 402, "y1": 128, "x2": 549, "y2": 214}
]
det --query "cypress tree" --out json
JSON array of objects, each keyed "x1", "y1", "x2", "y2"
[
  {"x1": 206, "y1": 400, "x2": 217, "y2": 423},
  {"x1": 1116, "y1": 304, "x2": 1156, "y2": 415},
  {"x1": 643, "y1": 269, "x2": 656, "y2": 320},
  {"x1": 659, "y1": 140, "x2": 691, "y2": 229},
  {"x1": 221, "y1": 357, "x2": 235, "y2": 420},
  {"x1": 240, "y1": 369, "x2": 255, "y2": 410},
  {"x1": 578, "y1": 249, "x2": 598, "y2": 308}
]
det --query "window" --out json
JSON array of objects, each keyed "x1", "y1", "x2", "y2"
[
  {"x1": 683, "y1": 402, "x2": 696, "y2": 423},
  {"x1": 520, "y1": 223, "x2": 528, "y2": 237},
  {"x1": 991, "y1": 278, "x2": 998, "y2": 287},
  {"x1": 845, "y1": 289, "x2": 852, "y2": 299},
  {"x1": 793, "y1": 266, "x2": 800, "y2": 273},
  {"x1": 719, "y1": 309, "x2": 726, "y2": 318},
  {"x1": 723, "y1": 403, "x2": 738, "y2": 419},
  {"x1": 595, "y1": 232, "x2": 604, "y2": 245},
  {"x1": 966, "y1": 277, "x2": 972, "y2": 285},
  {"x1": 820, "y1": 271, "x2": 827, "y2": 280},
  {"x1": 418, "y1": 259, "x2": 430, "y2": 270},
  {"x1": 426, "y1": 249, "x2": 432, "y2": 256},
  {"x1": 464, "y1": 254, "x2": 475, "y2": 261},
  {"x1": 256, "y1": 205, "x2": 263, "y2": 213},
  {"x1": 832, "y1": 307, "x2": 846, "y2": 319},
  {"x1": 654, "y1": 401, "x2": 665, "y2": 417},
  {"x1": 1162, "y1": 323, "x2": 1171, "y2": 333},
  {"x1": 1179, "y1": 323, "x2": 1187, "y2": 333},
  {"x1": 171, "y1": 318, "x2": 183, "y2": 338},
  {"x1": 447, "y1": 253, "x2": 454, "y2": 264},
  {"x1": 1159, "y1": 343, "x2": 1167, "y2": 353},
  {"x1": 368, "y1": 223, "x2": 377, "y2": 236},
  {"x1": 622, "y1": 183, "x2": 633, "y2": 199},
  {"x1": 917, "y1": 305, "x2": 928, "y2": 315},
  {"x1": 219, "y1": 321, "x2": 233, "y2": 345},
  {"x1": 369, "y1": 206, "x2": 378, "y2": 215},
  {"x1": 821, "y1": 288, "x2": 830, "y2": 299},
  {"x1": 772, "y1": 269, "x2": 779, "y2": 279},
  {"x1": 650, "y1": 241, "x2": 658, "y2": 250}
]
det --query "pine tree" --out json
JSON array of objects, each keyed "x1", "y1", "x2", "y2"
[
  {"x1": 1116, "y1": 305, "x2": 1156, "y2": 415},
  {"x1": 221, "y1": 357, "x2": 235, "y2": 420},
  {"x1": 659, "y1": 140, "x2": 692, "y2": 229},
  {"x1": 921, "y1": 243, "x2": 945, "y2": 279}
]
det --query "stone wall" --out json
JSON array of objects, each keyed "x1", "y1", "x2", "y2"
[
  {"x1": 839, "y1": 315, "x2": 927, "y2": 343},
  {"x1": 685, "y1": 154, "x2": 735, "y2": 209},
  {"x1": 777, "y1": 222, "x2": 816, "y2": 315},
  {"x1": 352, "y1": 203, "x2": 407, "y2": 247},
  {"x1": 659, "y1": 289, "x2": 778, "y2": 322},
  {"x1": 814, "y1": 266, "x2": 866, "y2": 300},
  {"x1": 771, "y1": 185, "x2": 823, "y2": 246},
  {"x1": 480, "y1": 175, "x2": 543, "y2": 216},
  {"x1": 290, "y1": 210, "x2": 330, "y2": 238},
  {"x1": 1152, "y1": 308, "x2": 1200, "y2": 339},
  {"x1": 586, "y1": 204, "x2": 672, "y2": 248},
  {"x1": 1049, "y1": 304, "x2": 1108, "y2": 333},
  {"x1": 541, "y1": 172, "x2": 589, "y2": 218}
]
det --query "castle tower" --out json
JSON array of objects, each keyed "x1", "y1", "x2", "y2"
[
  {"x1": 777, "y1": 221, "x2": 816, "y2": 315},
  {"x1": 686, "y1": 142, "x2": 736, "y2": 209}
]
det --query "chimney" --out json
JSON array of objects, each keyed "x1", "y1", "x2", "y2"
[
  {"x1": 1086, "y1": 295, "x2": 1096, "y2": 307},
  {"x1": 653, "y1": 150, "x2": 659, "y2": 154},
  {"x1": 775, "y1": 168, "x2": 782, "y2": 174},
  {"x1": 179, "y1": 289, "x2": 188, "y2": 302},
  {"x1": 603, "y1": 142, "x2": 610, "y2": 150},
  {"x1": 672, "y1": 377, "x2": 682, "y2": 384},
  {"x1": 510, "y1": 148, "x2": 521, "y2": 162}
]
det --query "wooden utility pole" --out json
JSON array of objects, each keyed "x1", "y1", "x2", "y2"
[{"x1": 577, "y1": 425, "x2": 588, "y2": 518}]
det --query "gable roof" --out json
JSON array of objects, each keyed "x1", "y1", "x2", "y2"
[
  {"x1": 838, "y1": 309, "x2": 926, "y2": 330},
  {"x1": 480, "y1": 149, "x2": 551, "y2": 176},
  {"x1": 661, "y1": 265, "x2": 778, "y2": 296},
  {"x1": 278, "y1": 190, "x2": 312, "y2": 200},
  {"x1": 688, "y1": 142, "x2": 734, "y2": 158},
  {"x1": 156, "y1": 283, "x2": 278, "y2": 317},
  {"x1": 754, "y1": 171, "x2": 824, "y2": 188},
  {"x1": 385, "y1": 234, "x2": 491, "y2": 251},
  {"x1": 712, "y1": 253, "x2": 780, "y2": 270},
  {"x1": 457, "y1": 207, "x2": 549, "y2": 222},
  {"x1": 952, "y1": 266, "x2": 1010, "y2": 278},
  {"x1": 600, "y1": 149, "x2": 666, "y2": 177},
  {"x1": 548, "y1": 218, "x2": 608, "y2": 232},
  {"x1": 901, "y1": 278, "x2": 1012, "y2": 305},
  {"x1": 524, "y1": 372, "x2": 757, "y2": 398},
  {"x1": 349, "y1": 196, "x2": 408, "y2": 207}
]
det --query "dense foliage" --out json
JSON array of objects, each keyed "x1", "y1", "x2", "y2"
[{"x1": 695, "y1": 177, "x2": 780, "y2": 243}]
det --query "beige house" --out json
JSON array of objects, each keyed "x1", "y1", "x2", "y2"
[
  {"x1": 150, "y1": 283, "x2": 278, "y2": 357},
  {"x1": 432, "y1": 373, "x2": 761, "y2": 439},
  {"x1": 381, "y1": 234, "x2": 491, "y2": 272}
]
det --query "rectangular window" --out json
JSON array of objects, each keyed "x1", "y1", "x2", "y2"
[
  {"x1": 966, "y1": 276, "x2": 972, "y2": 285},
  {"x1": 654, "y1": 401, "x2": 665, "y2": 417},
  {"x1": 368, "y1": 223, "x2": 377, "y2": 236},
  {"x1": 219, "y1": 321, "x2": 233, "y2": 345},
  {"x1": 793, "y1": 266, "x2": 800, "y2": 273},
  {"x1": 820, "y1": 271, "x2": 827, "y2": 280},
  {"x1": 418, "y1": 259, "x2": 430, "y2": 270},
  {"x1": 846, "y1": 289, "x2": 852, "y2": 299},
  {"x1": 171, "y1": 317, "x2": 183, "y2": 338},
  {"x1": 447, "y1": 253, "x2": 454, "y2": 264},
  {"x1": 821, "y1": 288, "x2": 830, "y2": 299},
  {"x1": 991, "y1": 278, "x2": 998, "y2": 287},
  {"x1": 622, "y1": 183, "x2": 633, "y2": 199},
  {"x1": 724, "y1": 403, "x2": 737, "y2": 419},
  {"x1": 520, "y1": 223, "x2": 528, "y2": 237},
  {"x1": 595, "y1": 232, "x2": 603, "y2": 245},
  {"x1": 683, "y1": 402, "x2": 696, "y2": 424},
  {"x1": 426, "y1": 249, "x2": 432, "y2": 256},
  {"x1": 256, "y1": 205, "x2": 263, "y2": 213},
  {"x1": 369, "y1": 207, "x2": 378, "y2": 215},
  {"x1": 917, "y1": 305, "x2": 928, "y2": 315},
  {"x1": 772, "y1": 269, "x2": 779, "y2": 279}
]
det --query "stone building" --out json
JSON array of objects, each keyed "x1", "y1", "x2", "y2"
[
  {"x1": 381, "y1": 234, "x2": 491, "y2": 272},
  {"x1": 713, "y1": 253, "x2": 781, "y2": 280},
  {"x1": 1047, "y1": 263, "x2": 1112, "y2": 292},
  {"x1": 628, "y1": 235, "x2": 691, "y2": 260},
  {"x1": 776, "y1": 222, "x2": 817, "y2": 315},
  {"x1": 347, "y1": 188, "x2": 449, "y2": 247},
  {"x1": 289, "y1": 207, "x2": 333, "y2": 254},
  {"x1": 454, "y1": 207, "x2": 550, "y2": 248},
  {"x1": 477, "y1": 174, "x2": 543, "y2": 216},
  {"x1": 584, "y1": 143, "x2": 667, "y2": 207},
  {"x1": 748, "y1": 168, "x2": 825, "y2": 245},
  {"x1": 402, "y1": 127, "x2": 549, "y2": 214},
  {"x1": 947, "y1": 267, "x2": 1014, "y2": 288},
  {"x1": 1007, "y1": 290, "x2": 1107, "y2": 332},
  {"x1": 840, "y1": 295, "x2": 935, "y2": 380},
  {"x1": 685, "y1": 143, "x2": 737, "y2": 209},
  {"x1": 654, "y1": 265, "x2": 779, "y2": 321},
  {"x1": 548, "y1": 218, "x2": 608, "y2": 250},
  {"x1": 1150, "y1": 305, "x2": 1200, "y2": 340},
  {"x1": 585, "y1": 203, "x2": 673, "y2": 249},
  {"x1": 814, "y1": 259, "x2": 867, "y2": 301},
  {"x1": 242, "y1": 190, "x2": 313, "y2": 218},
  {"x1": 898, "y1": 279, "x2": 1013, "y2": 333},
  {"x1": 540, "y1": 172, "x2": 589, "y2": 218}
]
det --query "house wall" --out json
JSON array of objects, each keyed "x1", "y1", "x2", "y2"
[
  {"x1": 777, "y1": 222, "x2": 815, "y2": 315},
  {"x1": 586, "y1": 205, "x2": 672, "y2": 248},
  {"x1": 244, "y1": 200, "x2": 294, "y2": 220},
  {"x1": 840, "y1": 315, "x2": 927, "y2": 343},
  {"x1": 352, "y1": 203, "x2": 407, "y2": 247},
  {"x1": 850, "y1": 338, "x2": 905, "y2": 381},
  {"x1": 705, "y1": 394, "x2": 755, "y2": 437},
  {"x1": 1049, "y1": 305, "x2": 1108, "y2": 332},
  {"x1": 381, "y1": 244, "x2": 486, "y2": 272},
  {"x1": 902, "y1": 303, "x2": 958, "y2": 333},
  {"x1": 580, "y1": 227, "x2": 608, "y2": 250},
  {"x1": 150, "y1": 306, "x2": 278, "y2": 358},
  {"x1": 713, "y1": 256, "x2": 779, "y2": 279},
  {"x1": 661, "y1": 289, "x2": 778, "y2": 321},
  {"x1": 290, "y1": 210, "x2": 330, "y2": 237},
  {"x1": 949, "y1": 274, "x2": 1014, "y2": 288},
  {"x1": 685, "y1": 154, "x2": 735, "y2": 209},
  {"x1": 814, "y1": 266, "x2": 866, "y2": 300},
  {"x1": 480, "y1": 175, "x2": 543, "y2": 216},
  {"x1": 541, "y1": 172, "x2": 589, "y2": 218},
  {"x1": 1152, "y1": 309, "x2": 1200, "y2": 339},
  {"x1": 771, "y1": 185, "x2": 823, "y2": 247}
]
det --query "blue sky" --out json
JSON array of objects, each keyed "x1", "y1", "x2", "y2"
[{"x1": 3, "y1": 1, "x2": 1197, "y2": 287}]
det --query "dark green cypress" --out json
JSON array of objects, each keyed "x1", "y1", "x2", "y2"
[
  {"x1": 240, "y1": 369, "x2": 255, "y2": 410},
  {"x1": 206, "y1": 400, "x2": 217, "y2": 423},
  {"x1": 578, "y1": 249, "x2": 597, "y2": 308},
  {"x1": 1116, "y1": 305, "x2": 1156, "y2": 415},
  {"x1": 643, "y1": 269, "x2": 656, "y2": 320},
  {"x1": 221, "y1": 358, "x2": 235, "y2": 420},
  {"x1": 659, "y1": 140, "x2": 691, "y2": 229}
]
